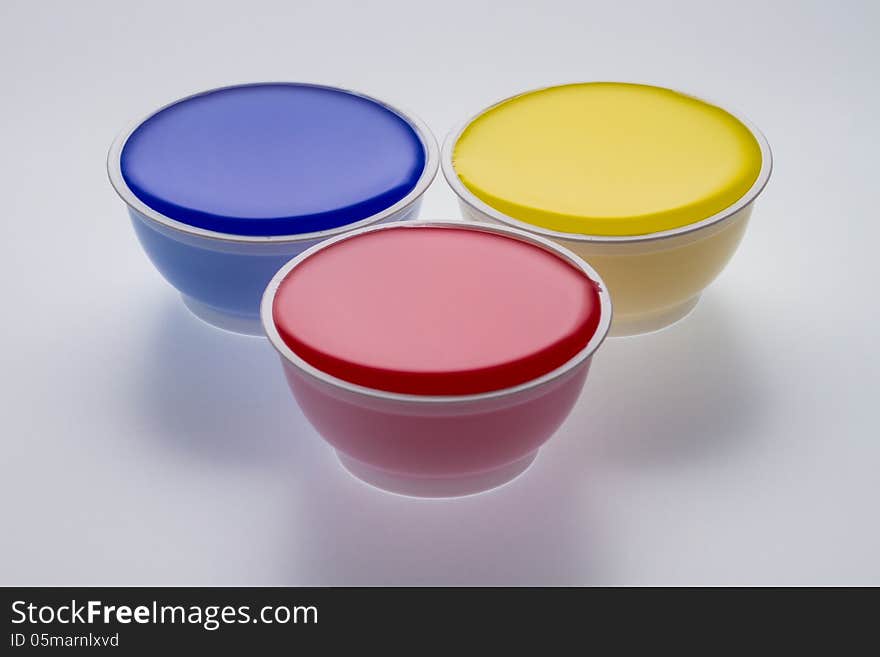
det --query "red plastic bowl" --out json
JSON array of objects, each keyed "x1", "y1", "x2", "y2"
[{"x1": 262, "y1": 222, "x2": 612, "y2": 497}]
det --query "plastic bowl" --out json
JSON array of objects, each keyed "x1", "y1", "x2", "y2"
[
  {"x1": 108, "y1": 83, "x2": 438, "y2": 335},
  {"x1": 442, "y1": 82, "x2": 772, "y2": 336},
  {"x1": 261, "y1": 221, "x2": 612, "y2": 497}
]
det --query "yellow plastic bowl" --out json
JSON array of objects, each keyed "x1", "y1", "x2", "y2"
[{"x1": 442, "y1": 82, "x2": 772, "y2": 336}]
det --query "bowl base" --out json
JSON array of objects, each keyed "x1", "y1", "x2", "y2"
[
  {"x1": 337, "y1": 451, "x2": 538, "y2": 498},
  {"x1": 181, "y1": 295, "x2": 264, "y2": 337},
  {"x1": 609, "y1": 295, "x2": 700, "y2": 337}
]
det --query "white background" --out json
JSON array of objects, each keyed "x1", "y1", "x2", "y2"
[{"x1": 1, "y1": 0, "x2": 878, "y2": 585}]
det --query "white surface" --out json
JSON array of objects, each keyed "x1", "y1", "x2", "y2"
[{"x1": 1, "y1": 0, "x2": 878, "y2": 585}]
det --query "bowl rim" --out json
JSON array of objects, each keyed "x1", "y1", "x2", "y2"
[
  {"x1": 107, "y1": 81, "x2": 439, "y2": 244},
  {"x1": 441, "y1": 81, "x2": 773, "y2": 244},
  {"x1": 261, "y1": 220, "x2": 613, "y2": 405}
]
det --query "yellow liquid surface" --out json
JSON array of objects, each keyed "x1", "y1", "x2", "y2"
[{"x1": 452, "y1": 83, "x2": 762, "y2": 236}]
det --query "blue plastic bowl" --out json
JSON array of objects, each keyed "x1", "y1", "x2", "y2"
[{"x1": 108, "y1": 83, "x2": 438, "y2": 335}]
